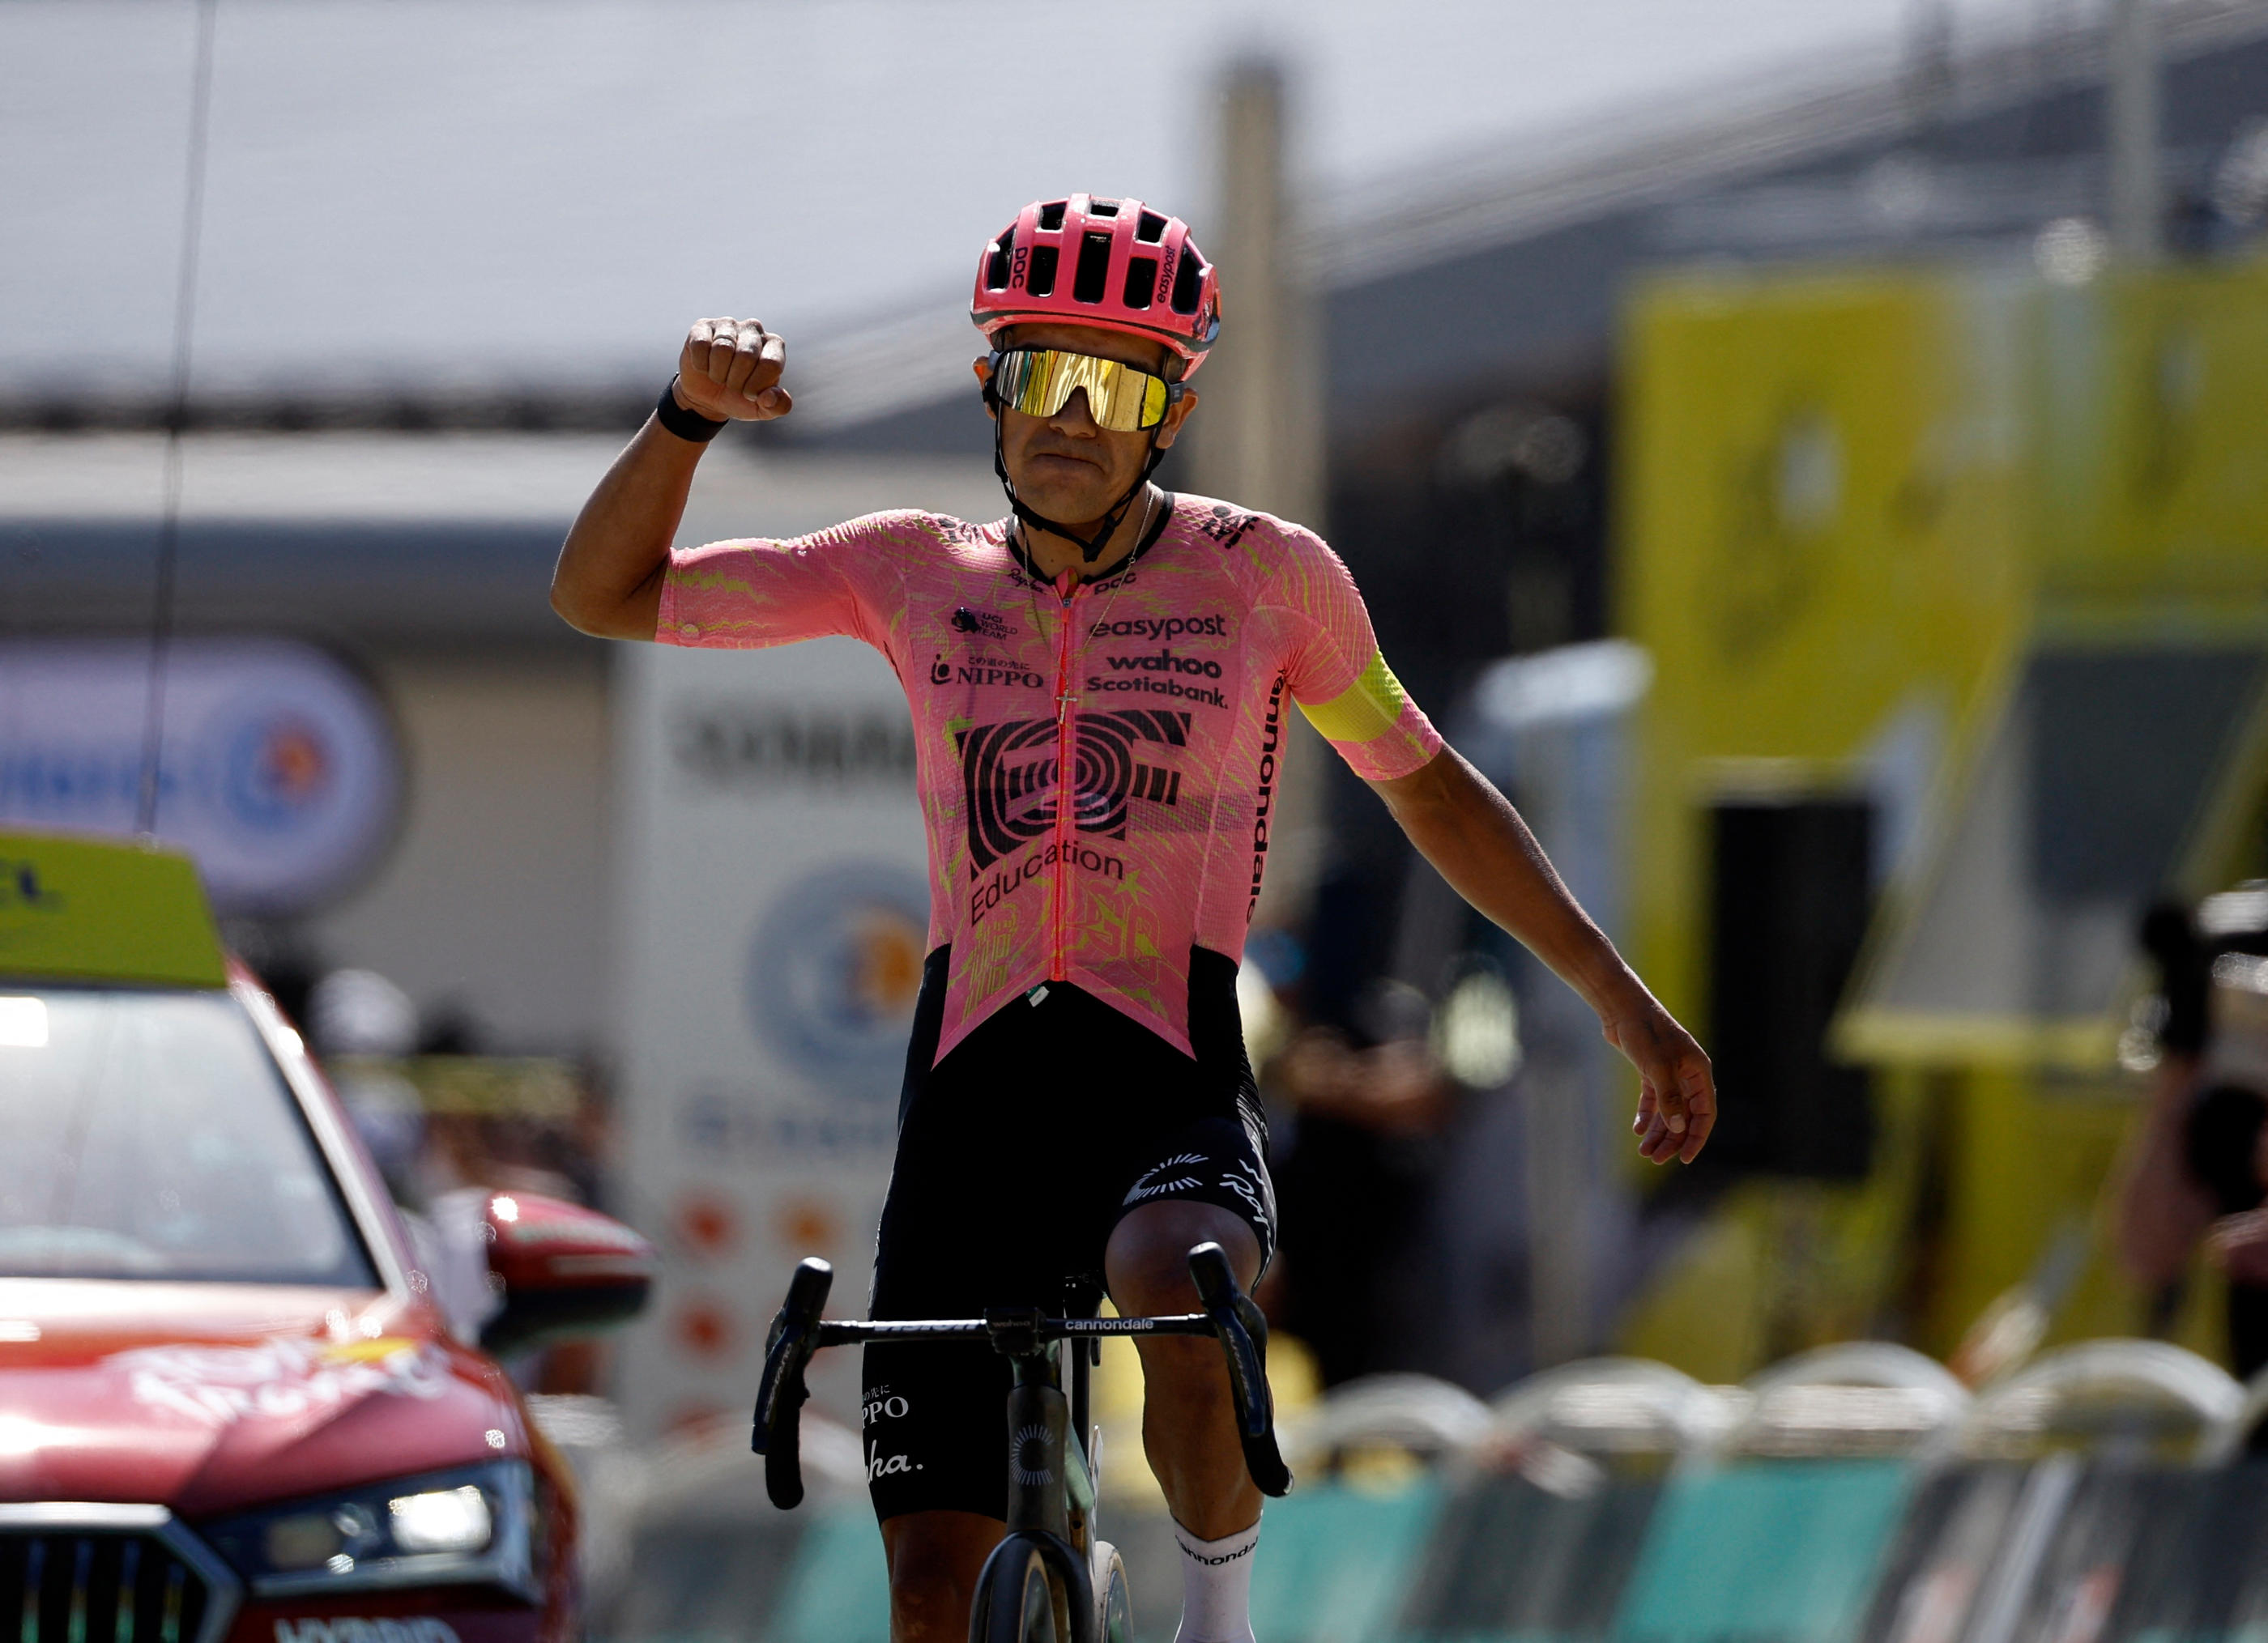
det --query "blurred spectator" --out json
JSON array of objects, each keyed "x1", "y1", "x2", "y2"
[
  {"x1": 2117, "y1": 889, "x2": 2268, "y2": 1374},
  {"x1": 1267, "y1": 977, "x2": 1456, "y2": 1386},
  {"x1": 304, "y1": 964, "x2": 616, "y2": 1391},
  {"x1": 309, "y1": 968, "x2": 427, "y2": 1196},
  {"x1": 309, "y1": 966, "x2": 420, "y2": 1054}
]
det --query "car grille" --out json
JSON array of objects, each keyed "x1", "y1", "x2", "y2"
[{"x1": 0, "y1": 1528, "x2": 216, "y2": 1643}]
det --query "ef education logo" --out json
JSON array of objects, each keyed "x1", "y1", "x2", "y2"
[{"x1": 957, "y1": 709, "x2": 1190, "y2": 870}]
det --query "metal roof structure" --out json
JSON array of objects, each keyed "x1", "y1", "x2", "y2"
[
  {"x1": 8, "y1": 0, "x2": 2268, "y2": 650},
  {"x1": 822, "y1": 0, "x2": 2268, "y2": 453},
  {"x1": 0, "y1": 433, "x2": 1000, "y2": 642},
  {"x1": 2, "y1": 0, "x2": 2149, "y2": 433}
]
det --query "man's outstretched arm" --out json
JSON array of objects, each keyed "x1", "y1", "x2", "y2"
[
  {"x1": 1368, "y1": 744, "x2": 1717, "y2": 1164},
  {"x1": 551, "y1": 317, "x2": 791, "y2": 640}
]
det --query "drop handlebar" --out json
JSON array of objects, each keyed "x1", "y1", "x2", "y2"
[{"x1": 749, "y1": 1241, "x2": 1291, "y2": 1508}]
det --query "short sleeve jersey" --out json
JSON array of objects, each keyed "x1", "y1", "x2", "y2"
[{"x1": 659, "y1": 496, "x2": 1440, "y2": 1063}]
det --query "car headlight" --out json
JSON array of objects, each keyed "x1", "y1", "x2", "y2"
[{"x1": 201, "y1": 1460, "x2": 535, "y2": 1601}]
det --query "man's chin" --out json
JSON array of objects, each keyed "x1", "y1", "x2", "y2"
[{"x1": 1008, "y1": 476, "x2": 1118, "y2": 530}]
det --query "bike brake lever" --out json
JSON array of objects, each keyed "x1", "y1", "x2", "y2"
[
  {"x1": 751, "y1": 1258, "x2": 833, "y2": 1509},
  {"x1": 1187, "y1": 1242, "x2": 1293, "y2": 1497}
]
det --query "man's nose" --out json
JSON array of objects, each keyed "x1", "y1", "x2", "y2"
[{"x1": 1048, "y1": 388, "x2": 1100, "y2": 434}]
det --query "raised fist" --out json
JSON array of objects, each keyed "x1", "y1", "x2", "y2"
[{"x1": 675, "y1": 317, "x2": 791, "y2": 422}]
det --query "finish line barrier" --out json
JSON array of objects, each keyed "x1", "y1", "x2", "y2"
[{"x1": 579, "y1": 1339, "x2": 2268, "y2": 1643}]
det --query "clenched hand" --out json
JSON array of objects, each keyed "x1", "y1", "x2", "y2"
[{"x1": 674, "y1": 317, "x2": 793, "y2": 422}]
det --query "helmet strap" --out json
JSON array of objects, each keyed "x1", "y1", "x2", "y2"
[{"x1": 991, "y1": 412, "x2": 1166, "y2": 566}]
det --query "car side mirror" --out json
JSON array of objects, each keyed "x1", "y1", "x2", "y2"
[{"x1": 478, "y1": 1190, "x2": 654, "y2": 1357}]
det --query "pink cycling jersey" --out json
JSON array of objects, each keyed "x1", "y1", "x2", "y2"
[{"x1": 659, "y1": 496, "x2": 1441, "y2": 1063}]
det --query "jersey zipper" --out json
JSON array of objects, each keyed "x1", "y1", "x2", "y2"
[{"x1": 1047, "y1": 569, "x2": 1085, "y2": 983}]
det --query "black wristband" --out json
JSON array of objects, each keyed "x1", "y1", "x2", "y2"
[{"x1": 655, "y1": 377, "x2": 728, "y2": 443}]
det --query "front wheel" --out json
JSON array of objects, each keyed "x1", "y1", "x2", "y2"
[
  {"x1": 970, "y1": 1538, "x2": 1059, "y2": 1643},
  {"x1": 1093, "y1": 1541, "x2": 1133, "y2": 1643}
]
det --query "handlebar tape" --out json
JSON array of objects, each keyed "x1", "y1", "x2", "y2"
[
  {"x1": 1187, "y1": 1243, "x2": 1293, "y2": 1497},
  {"x1": 752, "y1": 1258, "x2": 833, "y2": 1510}
]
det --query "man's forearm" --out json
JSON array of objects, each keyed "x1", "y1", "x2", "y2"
[
  {"x1": 554, "y1": 319, "x2": 793, "y2": 640},
  {"x1": 1372, "y1": 746, "x2": 1636, "y2": 1017},
  {"x1": 550, "y1": 412, "x2": 707, "y2": 640},
  {"x1": 1373, "y1": 743, "x2": 1715, "y2": 1162}
]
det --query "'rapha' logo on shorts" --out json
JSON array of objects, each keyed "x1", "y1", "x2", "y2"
[
  {"x1": 957, "y1": 709, "x2": 1190, "y2": 869},
  {"x1": 868, "y1": 1442, "x2": 920, "y2": 1480}
]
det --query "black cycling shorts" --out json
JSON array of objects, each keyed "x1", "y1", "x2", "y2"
[{"x1": 861, "y1": 945, "x2": 1274, "y2": 1522}]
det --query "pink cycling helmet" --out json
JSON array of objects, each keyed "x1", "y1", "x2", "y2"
[{"x1": 971, "y1": 194, "x2": 1221, "y2": 375}]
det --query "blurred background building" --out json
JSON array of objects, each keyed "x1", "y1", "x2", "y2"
[{"x1": 11, "y1": 0, "x2": 2268, "y2": 1551}]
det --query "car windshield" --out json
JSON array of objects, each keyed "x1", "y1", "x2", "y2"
[{"x1": 0, "y1": 987, "x2": 377, "y2": 1285}]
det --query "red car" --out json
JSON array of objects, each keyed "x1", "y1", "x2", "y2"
[{"x1": 0, "y1": 832, "x2": 654, "y2": 1643}]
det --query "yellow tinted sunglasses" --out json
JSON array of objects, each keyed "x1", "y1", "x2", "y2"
[{"x1": 988, "y1": 347, "x2": 1180, "y2": 433}]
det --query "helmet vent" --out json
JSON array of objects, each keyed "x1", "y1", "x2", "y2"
[
  {"x1": 1027, "y1": 245, "x2": 1059, "y2": 298},
  {"x1": 984, "y1": 233, "x2": 1013, "y2": 292},
  {"x1": 1121, "y1": 256, "x2": 1157, "y2": 310},
  {"x1": 1170, "y1": 249, "x2": 1204, "y2": 315},
  {"x1": 1136, "y1": 211, "x2": 1168, "y2": 244},
  {"x1": 1072, "y1": 230, "x2": 1113, "y2": 303},
  {"x1": 1037, "y1": 200, "x2": 1068, "y2": 232},
  {"x1": 1088, "y1": 198, "x2": 1120, "y2": 216}
]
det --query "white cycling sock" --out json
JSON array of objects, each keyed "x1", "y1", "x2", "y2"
[{"x1": 1171, "y1": 1516, "x2": 1261, "y2": 1643}]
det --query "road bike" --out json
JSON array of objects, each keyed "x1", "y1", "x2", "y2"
[{"x1": 752, "y1": 1241, "x2": 1291, "y2": 1643}]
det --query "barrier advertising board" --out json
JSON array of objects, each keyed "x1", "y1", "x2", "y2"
[
  {"x1": 613, "y1": 636, "x2": 927, "y2": 1442},
  {"x1": 0, "y1": 638, "x2": 400, "y2": 914}
]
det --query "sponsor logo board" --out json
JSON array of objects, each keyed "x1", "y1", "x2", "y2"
[
  {"x1": 0, "y1": 639, "x2": 400, "y2": 914},
  {"x1": 617, "y1": 639, "x2": 922, "y2": 1441}
]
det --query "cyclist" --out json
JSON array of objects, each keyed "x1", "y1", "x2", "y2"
[{"x1": 552, "y1": 194, "x2": 1716, "y2": 1643}]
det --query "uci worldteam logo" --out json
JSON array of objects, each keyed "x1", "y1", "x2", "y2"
[{"x1": 746, "y1": 862, "x2": 930, "y2": 1102}]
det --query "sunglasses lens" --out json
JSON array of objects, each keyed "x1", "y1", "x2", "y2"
[
  {"x1": 993, "y1": 349, "x2": 1052, "y2": 417},
  {"x1": 993, "y1": 350, "x2": 1167, "y2": 432}
]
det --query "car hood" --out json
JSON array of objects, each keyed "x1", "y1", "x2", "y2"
[{"x1": 0, "y1": 1279, "x2": 524, "y2": 1517}]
